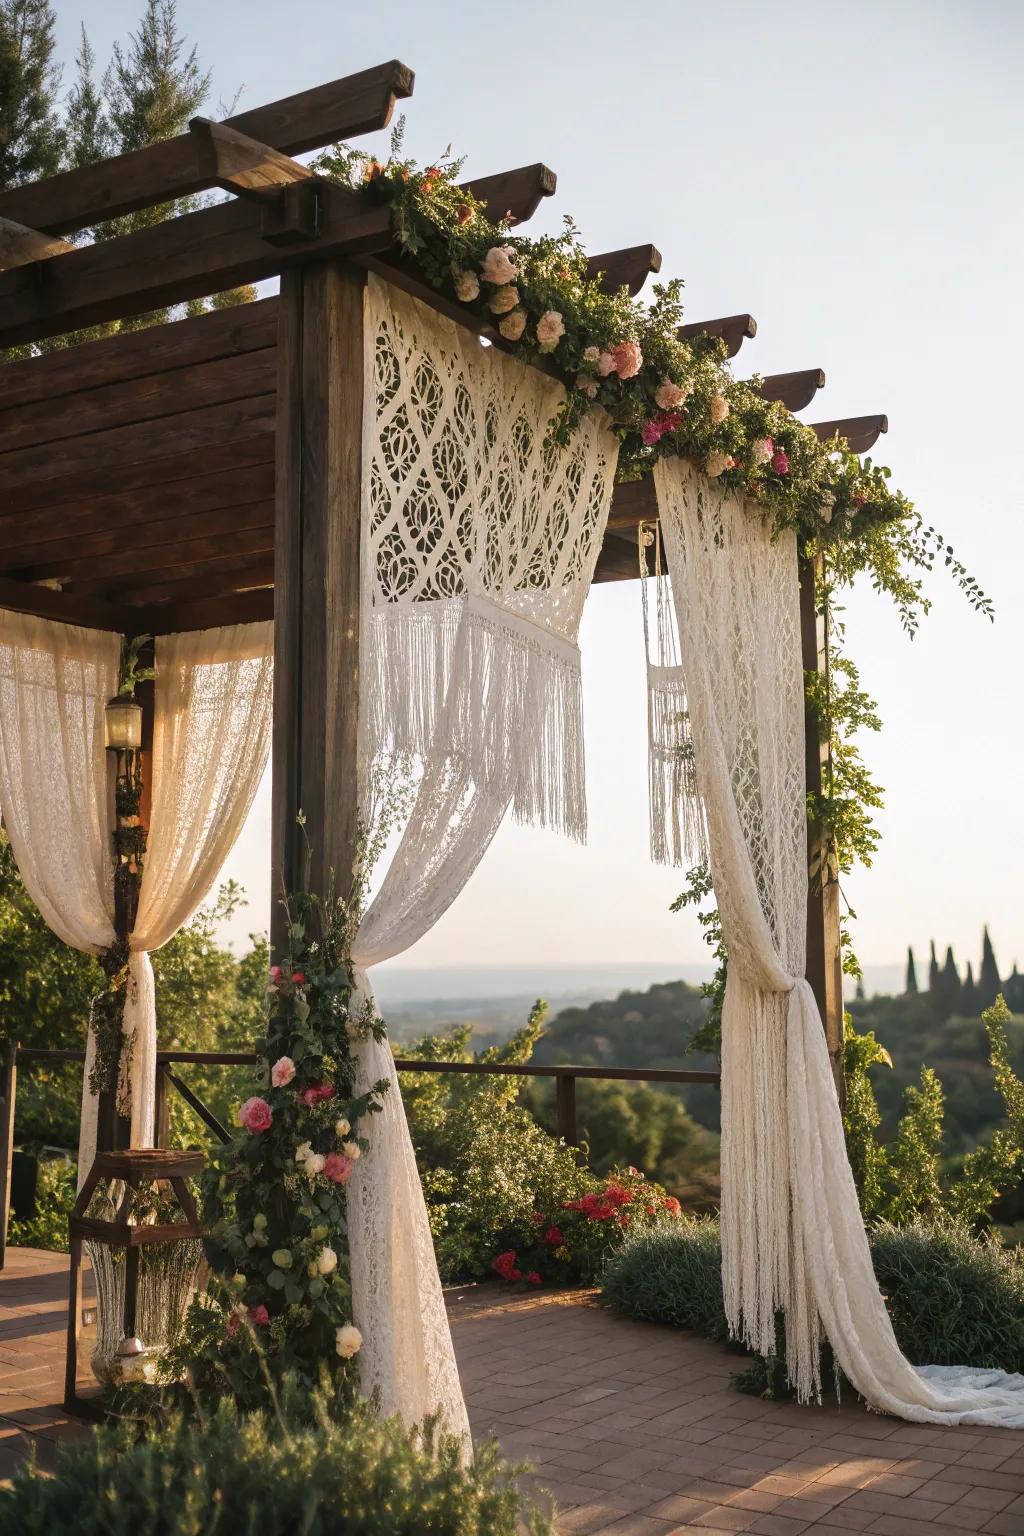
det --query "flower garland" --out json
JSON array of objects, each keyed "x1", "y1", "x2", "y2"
[
  {"x1": 315, "y1": 131, "x2": 991, "y2": 631},
  {"x1": 191, "y1": 876, "x2": 388, "y2": 1399}
]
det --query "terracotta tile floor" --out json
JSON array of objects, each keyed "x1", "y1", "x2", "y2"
[{"x1": 3, "y1": 1249, "x2": 1024, "y2": 1534}]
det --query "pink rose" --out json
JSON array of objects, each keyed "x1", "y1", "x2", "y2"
[
  {"x1": 271, "y1": 1056, "x2": 296, "y2": 1088},
  {"x1": 268, "y1": 966, "x2": 283, "y2": 986},
  {"x1": 771, "y1": 449, "x2": 790, "y2": 475},
  {"x1": 291, "y1": 971, "x2": 305, "y2": 985},
  {"x1": 323, "y1": 1153, "x2": 353, "y2": 1184},
  {"x1": 610, "y1": 341, "x2": 643, "y2": 380},
  {"x1": 751, "y1": 436, "x2": 773, "y2": 466},
  {"x1": 299, "y1": 1081, "x2": 336, "y2": 1107},
  {"x1": 239, "y1": 1096, "x2": 272, "y2": 1134},
  {"x1": 248, "y1": 1304, "x2": 269, "y2": 1325}
]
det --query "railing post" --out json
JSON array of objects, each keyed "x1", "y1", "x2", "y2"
[
  {"x1": 555, "y1": 1072, "x2": 577, "y2": 1146},
  {"x1": 0, "y1": 1042, "x2": 17, "y2": 1269},
  {"x1": 154, "y1": 1063, "x2": 170, "y2": 1148}
]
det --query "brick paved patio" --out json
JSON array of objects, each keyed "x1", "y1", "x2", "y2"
[{"x1": 2, "y1": 1248, "x2": 1024, "y2": 1533}]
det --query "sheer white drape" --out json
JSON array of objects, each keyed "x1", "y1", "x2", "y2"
[
  {"x1": 346, "y1": 277, "x2": 618, "y2": 1438},
  {"x1": 656, "y1": 456, "x2": 1024, "y2": 1426},
  {"x1": 82, "y1": 621, "x2": 274, "y2": 1172}
]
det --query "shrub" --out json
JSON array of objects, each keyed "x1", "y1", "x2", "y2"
[
  {"x1": 871, "y1": 1221, "x2": 1024, "y2": 1373},
  {"x1": 402, "y1": 1005, "x2": 677, "y2": 1286},
  {"x1": 0, "y1": 1386, "x2": 550, "y2": 1535},
  {"x1": 7, "y1": 1156, "x2": 74, "y2": 1252},
  {"x1": 601, "y1": 1218, "x2": 1024, "y2": 1389}
]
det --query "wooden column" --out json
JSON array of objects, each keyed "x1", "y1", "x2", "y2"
[
  {"x1": 271, "y1": 261, "x2": 365, "y2": 951},
  {"x1": 800, "y1": 554, "x2": 845, "y2": 1100},
  {"x1": 0, "y1": 1042, "x2": 16, "y2": 1269}
]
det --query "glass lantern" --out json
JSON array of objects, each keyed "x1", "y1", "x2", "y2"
[{"x1": 103, "y1": 695, "x2": 143, "y2": 752}]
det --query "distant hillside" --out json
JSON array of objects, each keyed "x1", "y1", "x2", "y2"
[{"x1": 533, "y1": 978, "x2": 720, "y2": 1132}]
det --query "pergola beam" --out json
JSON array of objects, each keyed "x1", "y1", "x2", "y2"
[
  {"x1": 586, "y1": 245, "x2": 662, "y2": 297},
  {"x1": 461, "y1": 164, "x2": 556, "y2": 225},
  {"x1": 678, "y1": 313, "x2": 757, "y2": 358},
  {"x1": 188, "y1": 117, "x2": 314, "y2": 201},
  {"x1": 0, "y1": 216, "x2": 74, "y2": 270},
  {"x1": 756, "y1": 368, "x2": 826, "y2": 410},
  {"x1": 810, "y1": 414, "x2": 888, "y2": 453},
  {"x1": 0, "y1": 575, "x2": 125, "y2": 632},
  {"x1": 0, "y1": 60, "x2": 414, "y2": 237}
]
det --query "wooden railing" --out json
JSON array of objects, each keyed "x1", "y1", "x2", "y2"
[{"x1": 0, "y1": 1042, "x2": 721, "y2": 1267}]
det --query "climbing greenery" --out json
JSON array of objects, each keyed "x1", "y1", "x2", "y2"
[{"x1": 317, "y1": 123, "x2": 992, "y2": 638}]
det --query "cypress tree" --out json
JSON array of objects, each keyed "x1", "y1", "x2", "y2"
[
  {"x1": 855, "y1": 975, "x2": 865, "y2": 1002},
  {"x1": 939, "y1": 945, "x2": 962, "y2": 1021},
  {"x1": 978, "y1": 925, "x2": 1001, "y2": 1010},
  {"x1": 928, "y1": 940, "x2": 943, "y2": 1021},
  {"x1": 1005, "y1": 965, "x2": 1024, "y2": 1015},
  {"x1": 961, "y1": 961, "x2": 978, "y2": 1017},
  {"x1": 0, "y1": 0, "x2": 64, "y2": 189},
  {"x1": 905, "y1": 946, "x2": 918, "y2": 995}
]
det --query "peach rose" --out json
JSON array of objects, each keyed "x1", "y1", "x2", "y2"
[
  {"x1": 610, "y1": 341, "x2": 643, "y2": 379},
  {"x1": 480, "y1": 245, "x2": 517, "y2": 285},
  {"x1": 488, "y1": 284, "x2": 520, "y2": 315},
  {"x1": 455, "y1": 270, "x2": 480, "y2": 302},
  {"x1": 498, "y1": 310, "x2": 527, "y2": 342},
  {"x1": 654, "y1": 380, "x2": 689, "y2": 411},
  {"x1": 708, "y1": 394, "x2": 730, "y2": 424},
  {"x1": 535, "y1": 310, "x2": 565, "y2": 352}
]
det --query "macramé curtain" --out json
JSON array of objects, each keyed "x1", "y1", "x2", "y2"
[
  {"x1": 655, "y1": 455, "x2": 1024, "y2": 1426},
  {"x1": 346, "y1": 275, "x2": 619, "y2": 1438}
]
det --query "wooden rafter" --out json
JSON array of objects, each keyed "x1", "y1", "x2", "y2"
[
  {"x1": 586, "y1": 245, "x2": 661, "y2": 296},
  {"x1": 678, "y1": 313, "x2": 757, "y2": 358},
  {"x1": 462, "y1": 164, "x2": 556, "y2": 225},
  {"x1": 188, "y1": 118, "x2": 314, "y2": 201},
  {"x1": 0, "y1": 61, "x2": 414, "y2": 238},
  {"x1": 0, "y1": 216, "x2": 74, "y2": 271},
  {"x1": 811, "y1": 414, "x2": 888, "y2": 453},
  {"x1": 757, "y1": 368, "x2": 826, "y2": 410}
]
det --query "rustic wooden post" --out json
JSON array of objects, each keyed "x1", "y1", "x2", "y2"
[
  {"x1": 0, "y1": 1042, "x2": 17, "y2": 1268},
  {"x1": 555, "y1": 1072, "x2": 578, "y2": 1147},
  {"x1": 271, "y1": 261, "x2": 365, "y2": 948},
  {"x1": 799, "y1": 554, "x2": 845, "y2": 1100}
]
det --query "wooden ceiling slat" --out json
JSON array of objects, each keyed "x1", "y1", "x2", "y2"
[
  {"x1": 586, "y1": 245, "x2": 662, "y2": 297},
  {"x1": 1, "y1": 500, "x2": 275, "y2": 578},
  {"x1": 34, "y1": 525, "x2": 274, "y2": 588},
  {"x1": 138, "y1": 587, "x2": 275, "y2": 635},
  {"x1": 0, "y1": 395, "x2": 275, "y2": 490},
  {"x1": 0, "y1": 463, "x2": 275, "y2": 552},
  {"x1": 0, "y1": 348, "x2": 276, "y2": 455},
  {"x1": 0, "y1": 575, "x2": 125, "y2": 631},
  {"x1": 593, "y1": 531, "x2": 641, "y2": 584},
  {"x1": 0, "y1": 434, "x2": 274, "y2": 517},
  {"x1": 0, "y1": 296, "x2": 277, "y2": 411},
  {"x1": 91, "y1": 556, "x2": 275, "y2": 607},
  {"x1": 607, "y1": 477, "x2": 657, "y2": 530},
  {"x1": 0, "y1": 61, "x2": 414, "y2": 237}
]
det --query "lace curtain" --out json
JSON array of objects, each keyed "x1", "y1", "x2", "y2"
[
  {"x1": 77, "y1": 621, "x2": 274, "y2": 1173},
  {"x1": 655, "y1": 455, "x2": 1024, "y2": 1426},
  {"x1": 347, "y1": 276, "x2": 619, "y2": 1437}
]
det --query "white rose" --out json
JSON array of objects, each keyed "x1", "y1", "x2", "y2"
[
  {"x1": 304, "y1": 1152, "x2": 325, "y2": 1178},
  {"x1": 575, "y1": 374, "x2": 598, "y2": 399},
  {"x1": 751, "y1": 437, "x2": 773, "y2": 466},
  {"x1": 455, "y1": 270, "x2": 480, "y2": 302},
  {"x1": 336, "y1": 1324, "x2": 363, "y2": 1359},
  {"x1": 498, "y1": 310, "x2": 527, "y2": 342},
  {"x1": 317, "y1": 1246, "x2": 338, "y2": 1276},
  {"x1": 295, "y1": 1141, "x2": 312, "y2": 1165},
  {"x1": 488, "y1": 284, "x2": 520, "y2": 315},
  {"x1": 535, "y1": 310, "x2": 565, "y2": 352},
  {"x1": 334, "y1": 1118, "x2": 351, "y2": 1138},
  {"x1": 342, "y1": 1141, "x2": 361, "y2": 1162},
  {"x1": 480, "y1": 245, "x2": 517, "y2": 285},
  {"x1": 582, "y1": 345, "x2": 601, "y2": 366}
]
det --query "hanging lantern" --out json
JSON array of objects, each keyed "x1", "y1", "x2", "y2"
[
  {"x1": 64, "y1": 1149, "x2": 205, "y2": 1417},
  {"x1": 104, "y1": 695, "x2": 144, "y2": 752}
]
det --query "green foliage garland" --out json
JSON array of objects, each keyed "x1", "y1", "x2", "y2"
[{"x1": 180, "y1": 870, "x2": 388, "y2": 1407}]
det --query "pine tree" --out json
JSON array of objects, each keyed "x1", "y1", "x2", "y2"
[
  {"x1": 64, "y1": 26, "x2": 110, "y2": 171},
  {"x1": 0, "y1": 0, "x2": 64, "y2": 188},
  {"x1": 978, "y1": 925, "x2": 1001, "y2": 1011},
  {"x1": 905, "y1": 946, "x2": 918, "y2": 995},
  {"x1": 1006, "y1": 965, "x2": 1024, "y2": 1015},
  {"x1": 961, "y1": 961, "x2": 978, "y2": 1017}
]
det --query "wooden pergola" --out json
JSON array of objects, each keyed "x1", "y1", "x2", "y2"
[{"x1": 0, "y1": 59, "x2": 876, "y2": 1091}]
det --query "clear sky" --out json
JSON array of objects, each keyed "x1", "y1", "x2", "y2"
[{"x1": 59, "y1": 0, "x2": 1024, "y2": 977}]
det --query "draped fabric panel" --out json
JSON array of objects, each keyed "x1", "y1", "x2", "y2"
[
  {"x1": 347, "y1": 276, "x2": 619, "y2": 1439},
  {"x1": 655, "y1": 455, "x2": 1024, "y2": 1426},
  {"x1": 79, "y1": 622, "x2": 275, "y2": 1173}
]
